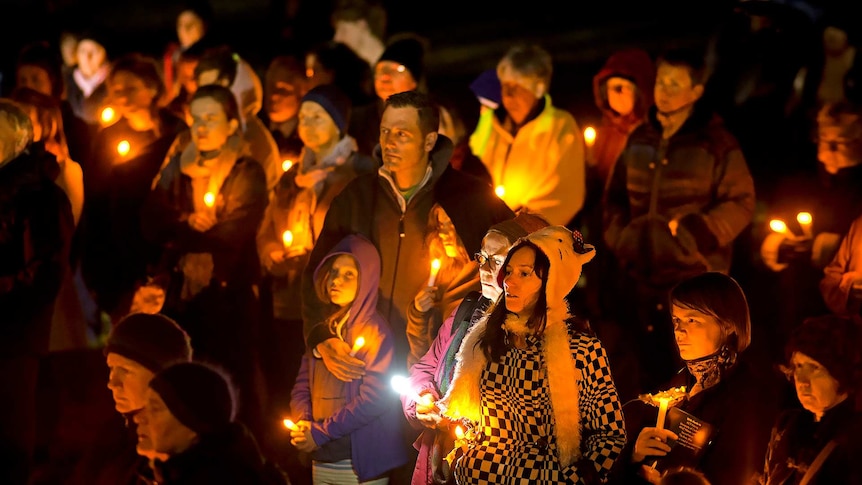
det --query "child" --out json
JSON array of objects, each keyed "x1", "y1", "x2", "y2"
[{"x1": 289, "y1": 234, "x2": 407, "y2": 484}]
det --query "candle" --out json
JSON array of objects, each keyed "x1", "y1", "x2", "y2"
[
  {"x1": 796, "y1": 212, "x2": 813, "y2": 239},
  {"x1": 454, "y1": 425, "x2": 465, "y2": 440},
  {"x1": 391, "y1": 375, "x2": 423, "y2": 403},
  {"x1": 427, "y1": 259, "x2": 442, "y2": 287},
  {"x1": 117, "y1": 140, "x2": 130, "y2": 157},
  {"x1": 101, "y1": 107, "x2": 116, "y2": 124},
  {"x1": 204, "y1": 192, "x2": 216, "y2": 209},
  {"x1": 282, "y1": 230, "x2": 293, "y2": 249},
  {"x1": 282, "y1": 159, "x2": 293, "y2": 172},
  {"x1": 583, "y1": 126, "x2": 596, "y2": 148},
  {"x1": 655, "y1": 397, "x2": 670, "y2": 430},
  {"x1": 349, "y1": 336, "x2": 365, "y2": 357},
  {"x1": 282, "y1": 419, "x2": 298, "y2": 431},
  {"x1": 769, "y1": 219, "x2": 788, "y2": 236},
  {"x1": 494, "y1": 185, "x2": 505, "y2": 198}
]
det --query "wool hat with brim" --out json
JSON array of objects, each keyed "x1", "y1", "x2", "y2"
[
  {"x1": 149, "y1": 362, "x2": 236, "y2": 436},
  {"x1": 104, "y1": 313, "x2": 192, "y2": 373},
  {"x1": 302, "y1": 83, "x2": 352, "y2": 135}
]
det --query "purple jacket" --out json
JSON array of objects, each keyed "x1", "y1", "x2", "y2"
[{"x1": 290, "y1": 234, "x2": 408, "y2": 481}]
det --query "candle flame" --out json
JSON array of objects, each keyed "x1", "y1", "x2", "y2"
[
  {"x1": 583, "y1": 126, "x2": 596, "y2": 147},
  {"x1": 117, "y1": 140, "x2": 130, "y2": 157},
  {"x1": 351, "y1": 336, "x2": 365, "y2": 353},
  {"x1": 282, "y1": 159, "x2": 293, "y2": 172},
  {"x1": 495, "y1": 185, "x2": 505, "y2": 198},
  {"x1": 796, "y1": 212, "x2": 812, "y2": 225},
  {"x1": 455, "y1": 425, "x2": 464, "y2": 439},
  {"x1": 204, "y1": 192, "x2": 216, "y2": 208},
  {"x1": 283, "y1": 419, "x2": 298, "y2": 431},
  {"x1": 101, "y1": 107, "x2": 116, "y2": 124},
  {"x1": 431, "y1": 258, "x2": 441, "y2": 272},
  {"x1": 769, "y1": 219, "x2": 788, "y2": 234},
  {"x1": 282, "y1": 230, "x2": 293, "y2": 247}
]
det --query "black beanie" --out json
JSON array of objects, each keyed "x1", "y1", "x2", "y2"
[
  {"x1": 302, "y1": 84, "x2": 352, "y2": 134},
  {"x1": 378, "y1": 36, "x2": 425, "y2": 83},
  {"x1": 104, "y1": 313, "x2": 192, "y2": 373},
  {"x1": 149, "y1": 362, "x2": 236, "y2": 436}
]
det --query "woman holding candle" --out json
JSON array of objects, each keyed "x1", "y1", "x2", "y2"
[
  {"x1": 289, "y1": 234, "x2": 408, "y2": 484},
  {"x1": 255, "y1": 84, "x2": 375, "y2": 436},
  {"x1": 759, "y1": 314, "x2": 862, "y2": 484},
  {"x1": 141, "y1": 83, "x2": 268, "y2": 442},
  {"x1": 80, "y1": 53, "x2": 187, "y2": 322},
  {"x1": 403, "y1": 210, "x2": 549, "y2": 485},
  {"x1": 438, "y1": 225, "x2": 626, "y2": 484},
  {"x1": 610, "y1": 272, "x2": 783, "y2": 485}
]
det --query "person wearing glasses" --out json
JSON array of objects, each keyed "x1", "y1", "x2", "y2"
[{"x1": 402, "y1": 210, "x2": 549, "y2": 485}]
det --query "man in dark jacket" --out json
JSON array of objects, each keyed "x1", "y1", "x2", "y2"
[
  {"x1": 134, "y1": 361, "x2": 289, "y2": 484},
  {"x1": 603, "y1": 48, "x2": 756, "y2": 393},
  {"x1": 300, "y1": 91, "x2": 513, "y2": 378},
  {"x1": 71, "y1": 313, "x2": 193, "y2": 484},
  {"x1": 0, "y1": 98, "x2": 73, "y2": 484}
]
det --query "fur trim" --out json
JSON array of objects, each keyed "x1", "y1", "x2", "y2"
[
  {"x1": 544, "y1": 315, "x2": 582, "y2": 466},
  {"x1": 438, "y1": 316, "x2": 487, "y2": 423}
]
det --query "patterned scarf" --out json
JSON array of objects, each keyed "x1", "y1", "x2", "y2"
[{"x1": 684, "y1": 345, "x2": 736, "y2": 394}]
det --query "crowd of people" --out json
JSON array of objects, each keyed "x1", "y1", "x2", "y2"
[{"x1": 2, "y1": 0, "x2": 862, "y2": 484}]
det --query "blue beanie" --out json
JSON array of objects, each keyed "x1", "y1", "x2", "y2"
[{"x1": 302, "y1": 84, "x2": 352, "y2": 135}]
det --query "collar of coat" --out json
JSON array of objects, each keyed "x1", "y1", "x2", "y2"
[{"x1": 438, "y1": 303, "x2": 582, "y2": 467}]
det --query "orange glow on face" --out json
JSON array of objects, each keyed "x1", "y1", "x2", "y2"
[
  {"x1": 583, "y1": 126, "x2": 596, "y2": 147},
  {"x1": 116, "y1": 140, "x2": 130, "y2": 156}
]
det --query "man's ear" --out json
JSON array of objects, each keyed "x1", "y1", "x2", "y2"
[
  {"x1": 534, "y1": 82, "x2": 546, "y2": 99},
  {"x1": 228, "y1": 118, "x2": 240, "y2": 136},
  {"x1": 424, "y1": 131, "x2": 438, "y2": 152},
  {"x1": 692, "y1": 83, "x2": 705, "y2": 102}
]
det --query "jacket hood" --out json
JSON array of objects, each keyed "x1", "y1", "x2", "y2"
[
  {"x1": 593, "y1": 48, "x2": 655, "y2": 127},
  {"x1": 313, "y1": 234, "x2": 381, "y2": 328}
]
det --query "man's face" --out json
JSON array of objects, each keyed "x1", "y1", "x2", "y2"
[
  {"x1": 190, "y1": 96, "x2": 238, "y2": 152},
  {"x1": 379, "y1": 106, "x2": 434, "y2": 177},
  {"x1": 106, "y1": 353, "x2": 155, "y2": 413},
  {"x1": 654, "y1": 62, "x2": 702, "y2": 115},
  {"x1": 817, "y1": 124, "x2": 862, "y2": 174},
  {"x1": 134, "y1": 389, "x2": 197, "y2": 456},
  {"x1": 16, "y1": 65, "x2": 53, "y2": 97},
  {"x1": 374, "y1": 61, "x2": 417, "y2": 102},
  {"x1": 176, "y1": 10, "x2": 205, "y2": 49},
  {"x1": 76, "y1": 39, "x2": 107, "y2": 78},
  {"x1": 267, "y1": 71, "x2": 303, "y2": 123}
]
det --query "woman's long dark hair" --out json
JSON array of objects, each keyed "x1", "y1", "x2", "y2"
[{"x1": 478, "y1": 241, "x2": 549, "y2": 362}]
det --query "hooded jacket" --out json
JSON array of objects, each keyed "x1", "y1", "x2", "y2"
[
  {"x1": 439, "y1": 226, "x2": 626, "y2": 483},
  {"x1": 291, "y1": 234, "x2": 409, "y2": 481},
  {"x1": 591, "y1": 48, "x2": 655, "y2": 183},
  {"x1": 301, "y1": 135, "x2": 513, "y2": 367}
]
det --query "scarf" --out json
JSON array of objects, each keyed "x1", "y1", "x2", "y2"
[
  {"x1": 73, "y1": 65, "x2": 109, "y2": 98},
  {"x1": 684, "y1": 345, "x2": 736, "y2": 395}
]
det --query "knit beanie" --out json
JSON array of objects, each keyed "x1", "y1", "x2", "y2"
[
  {"x1": 104, "y1": 313, "x2": 192, "y2": 373},
  {"x1": 149, "y1": 362, "x2": 236, "y2": 436},
  {"x1": 787, "y1": 314, "x2": 862, "y2": 394},
  {"x1": 378, "y1": 36, "x2": 425, "y2": 83},
  {"x1": 487, "y1": 210, "x2": 551, "y2": 246},
  {"x1": 469, "y1": 68, "x2": 501, "y2": 110},
  {"x1": 302, "y1": 84, "x2": 352, "y2": 135}
]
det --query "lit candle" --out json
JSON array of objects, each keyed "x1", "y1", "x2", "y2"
[
  {"x1": 282, "y1": 419, "x2": 298, "y2": 431},
  {"x1": 769, "y1": 219, "x2": 789, "y2": 236},
  {"x1": 495, "y1": 185, "x2": 505, "y2": 198},
  {"x1": 796, "y1": 211, "x2": 813, "y2": 239},
  {"x1": 203, "y1": 192, "x2": 216, "y2": 209},
  {"x1": 655, "y1": 397, "x2": 670, "y2": 430},
  {"x1": 282, "y1": 159, "x2": 293, "y2": 172},
  {"x1": 391, "y1": 375, "x2": 423, "y2": 403},
  {"x1": 282, "y1": 230, "x2": 293, "y2": 249},
  {"x1": 101, "y1": 107, "x2": 115, "y2": 124},
  {"x1": 117, "y1": 140, "x2": 130, "y2": 157},
  {"x1": 427, "y1": 259, "x2": 442, "y2": 287},
  {"x1": 583, "y1": 126, "x2": 596, "y2": 148},
  {"x1": 349, "y1": 336, "x2": 365, "y2": 357}
]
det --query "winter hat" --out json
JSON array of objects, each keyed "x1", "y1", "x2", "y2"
[
  {"x1": 487, "y1": 209, "x2": 551, "y2": 246},
  {"x1": 149, "y1": 362, "x2": 236, "y2": 435},
  {"x1": 378, "y1": 36, "x2": 425, "y2": 83},
  {"x1": 497, "y1": 226, "x2": 594, "y2": 295},
  {"x1": 104, "y1": 313, "x2": 192, "y2": 373},
  {"x1": 469, "y1": 68, "x2": 501, "y2": 110},
  {"x1": 302, "y1": 84, "x2": 352, "y2": 135},
  {"x1": 786, "y1": 314, "x2": 862, "y2": 394}
]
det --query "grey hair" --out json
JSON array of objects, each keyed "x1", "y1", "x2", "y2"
[{"x1": 0, "y1": 99, "x2": 34, "y2": 158}]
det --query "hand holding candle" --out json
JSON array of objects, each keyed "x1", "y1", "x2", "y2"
[
  {"x1": 283, "y1": 419, "x2": 298, "y2": 431},
  {"x1": 427, "y1": 259, "x2": 442, "y2": 287},
  {"x1": 349, "y1": 336, "x2": 365, "y2": 357}
]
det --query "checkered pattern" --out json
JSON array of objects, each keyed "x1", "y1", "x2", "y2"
[{"x1": 453, "y1": 332, "x2": 626, "y2": 484}]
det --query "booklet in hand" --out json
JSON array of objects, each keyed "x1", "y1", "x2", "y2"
[{"x1": 664, "y1": 407, "x2": 714, "y2": 463}]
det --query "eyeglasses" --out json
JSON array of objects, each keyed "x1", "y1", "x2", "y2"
[{"x1": 474, "y1": 252, "x2": 504, "y2": 270}]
